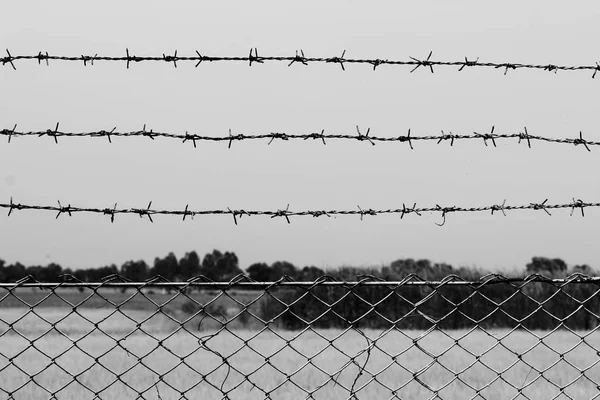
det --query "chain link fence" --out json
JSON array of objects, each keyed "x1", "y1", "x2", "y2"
[{"x1": 1, "y1": 274, "x2": 599, "y2": 400}]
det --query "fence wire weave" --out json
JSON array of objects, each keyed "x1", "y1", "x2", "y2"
[
  {"x1": 1, "y1": 273, "x2": 600, "y2": 400},
  {"x1": 1, "y1": 124, "x2": 598, "y2": 150},
  {"x1": 3, "y1": 49, "x2": 600, "y2": 78},
  {"x1": 1, "y1": 198, "x2": 597, "y2": 226}
]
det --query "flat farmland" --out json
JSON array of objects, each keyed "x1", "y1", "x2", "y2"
[{"x1": 0, "y1": 304, "x2": 599, "y2": 400}]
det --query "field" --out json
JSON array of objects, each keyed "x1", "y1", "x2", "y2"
[{"x1": 0, "y1": 289, "x2": 599, "y2": 399}]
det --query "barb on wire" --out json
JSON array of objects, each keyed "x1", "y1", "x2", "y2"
[
  {"x1": 2, "y1": 198, "x2": 597, "y2": 225},
  {"x1": 2, "y1": 125, "x2": 599, "y2": 149},
  {"x1": 410, "y1": 51, "x2": 435, "y2": 73},
  {"x1": 3, "y1": 49, "x2": 600, "y2": 77}
]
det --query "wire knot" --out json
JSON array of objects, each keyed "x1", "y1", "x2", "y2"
[
  {"x1": 36, "y1": 51, "x2": 50, "y2": 66},
  {"x1": 570, "y1": 198, "x2": 586, "y2": 217},
  {"x1": 497, "y1": 63, "x2": 517, "y2": 75},
  {"x1": 39, "y1": 123, "x2": 60, "y2": 144},
  {"x1": 4, "y1": 124, "x2": 17, "y2": 143},
  {"x1": 518, "y1": 127, "x2": 532, "y2": 148},
  {"x1": 125, "y1": 48, "x2": 143, "y2": 69},
  {"x1": 409, "y1": 51, "x2": 434, "y2": 73},
  {"x1": 140, "y1": 124, "x2": 156, "y2": 140},
  {"x1": 435, "y1": 205, "x2": 458, "y2": 226},
  {"x1": 182, "y1": 132, "x2": 197, "y2": 148},
  {"x1": 271, "y1": 204, "x2": 291, "y2": 223},
  {"x1": 3, "y1": 49, "x2": 16, "y2": 70},
  {"x1": 357, "y1": 205, "x2": 377, "y2": 220},
  {"x1": 369, "y1": 59, "x2": 385, "y2": 71},
  {"x1": 398, "y1": 129, "x2": 414, "y2": 149},
  {"x1": 304, "y1": 130, "x2": 327, "y2": 145},
  {"x1": 248, "y1": 48, "x2": 264, "y2": 67},
  {"x1": 268, "y1": 132, "x2": 289, "y2": 145},
  {"x1": 491, "y1": 199, "x2": 507, "y2": 216},
  {"x1": 80, "y1": 54, "x2": 97, "y2": 67},
  {"x1": 473, "y1": 126, "x2": 497, "y2": 147},
  {"x1": 437, "y1": 130, "x2": 456, "y2": 146},
  {"x1": 530, "y1": 199, "x2": 551, "y2": 216},
  {"x1": 288, "y1": 50, "x2": 308, "y2": 67},
  {"x1": 182, "y1": 204, "x2": 194, "y2": 221},
  {"x1": 55, "y1": 201, "x2": 73, "y2": 219},
  {"x1": 162, "y1": 50, "x2": 178, "y2": 68},
  {"x1": 103, "y1": 203, "x2": 118, "y2": 223},
  {"x1": 309, "y1": 210, "x2": 330, "y2": 218},
  {"x1": 228, "y1": 129, "x2": 244, "y2": 149},
  {"x1": 132, "y1": 202, "x2": 154, "y2": 222},
  {"x1": 459, "y1": 57, "x2": 479, "y2": 71},
  {"x1": 227, "y1": 208, "x2": 249, "y2": 225},
  {"x1": 326, "y1": 50, "x2": 347, "y2": 71},
  {"x1": 356, "y1": 126, "x2": 375, "y2": 145},
  {"x1": 401, "y1": 203, "x2": 421, "y2": 219},
  {"x1": 7, "y1": 197, "x2": 22, "y2": 216},
  {"x1": 573, "y1": 131, "x2": 591, "y2": 152}
]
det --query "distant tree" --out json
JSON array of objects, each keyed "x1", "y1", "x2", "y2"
[
  {"x1": 179, "y1": 251, "x2": 201, "y2": 279},
  {"x1": 43, "y1": 263, "x2": 63, "y2": 281},
  {"x1": 88, "y1": 264, "x2": 119, "y2": 281},
  {"x1": 572, "y1": 264, "x2": 594, "y2": 275},
  {"x1": 247, "y1": 262, "x2": 271, "y2": 282},
  {"x1": 4, "y1": 262, "x2": 26, "y2": 282},
  {"x1": 201, "y1": 250, "x2": 242, "y2": 281},
  {"x1": 383, "y1": 259, "x2": 432, "y2": 279},
  {"x1": 525, "y1": 257, "x2": 568, "y2": 277},
  {"x1": 121, "y1": 260, "x2": 149, "y2": 281},
  {"x1": 271, "y1": 261, "x2": 298, "y2": 279},
  {"x1": 150, "y1": 253, "x2": 178, "y2": 280},
  {"x1": 297, "y1": 266, "x2": 325, "y2": 281}
]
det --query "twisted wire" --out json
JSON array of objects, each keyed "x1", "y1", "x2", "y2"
[
  {"x1": 1, "y1": 197, "x2": 596, "y2": 225},
  {"x1": 2, "y1": 49, "x2": 600, "y2": 78},
  {"x1": 1, "y1": 125, "x2": 598, "y2": 151}
]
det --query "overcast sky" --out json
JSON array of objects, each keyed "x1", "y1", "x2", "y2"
[{"x1": 0, "y1": 1, "x2": 599, "y2": 274}]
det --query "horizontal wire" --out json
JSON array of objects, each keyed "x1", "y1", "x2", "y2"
[
  {"x1": 0, "y1": 125, "x2": 597, "y2": 150},
  {"x1": 4, "y1": 272, "x2": 599, "y2": 289},
  {"x1": 2, "y1": 49, "x2": 600, "y2": 78},
  {"x1": 0, "y1": 198, "x2": 595, "y2": 225}
]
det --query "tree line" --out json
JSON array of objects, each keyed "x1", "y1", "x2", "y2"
[
  {"x1": 0, "y1": 249, "x2": 325, "y2": 283},
  {"x1": 261, "y1": 257, "x2": 600, "y2": 331},
  {"x1": 0, "y1": 251, "x2": 597, "y2": 331}
]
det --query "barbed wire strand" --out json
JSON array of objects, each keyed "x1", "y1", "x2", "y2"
[
  {"x1": 1, "y1": 197, "x2": 596, "y2": 226},
  {"x1": 1, "y1": 125, "x2": 598, "y2": 150},
  {"x1": 2, "y1": 49, "x2": 600, "y2": 78}
]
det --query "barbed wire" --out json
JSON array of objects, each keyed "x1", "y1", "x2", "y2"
[
  {"x1": 2, "y1": 49, "x2": 600, "y2": 78},
  {"x1": 1, "y1": 124, "x2": 598, "y2": 151},
  {"x1": 1, "y1": 197, "x2": 596, "y2": 226}
]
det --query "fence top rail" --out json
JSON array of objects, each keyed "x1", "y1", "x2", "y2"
[
  {"x1": 2, "y1": 273, "x2": 600, "y2": 289},
  {"x1": 2, "y1": 49, "x2": 600, "y2": 78}
]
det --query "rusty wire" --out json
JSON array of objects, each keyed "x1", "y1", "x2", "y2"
[
  {"x1": 0, "y1": 197, "x2": 597, "y2": 226},
  {"x1": 2, "y1": 49, "x2": 600, "y2": 78},
  {"x1": 1, "y1": 124, "x2": 598, "y2": 151},
  {"x1": 1, "y1": 273, "x2": 600, "y2": 400}
]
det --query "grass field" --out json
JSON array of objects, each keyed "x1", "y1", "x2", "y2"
[{"x1": 0, "y1": 290, "x2": 599, "y2": 399}]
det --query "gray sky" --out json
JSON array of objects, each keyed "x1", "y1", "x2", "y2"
[{"x1": 1, "y1": 0, "x2": 599, "y2": 274}]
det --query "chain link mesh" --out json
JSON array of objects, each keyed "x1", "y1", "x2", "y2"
[{"x1": 0, "y1": 274, "x2": 599, "y2": 400}]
